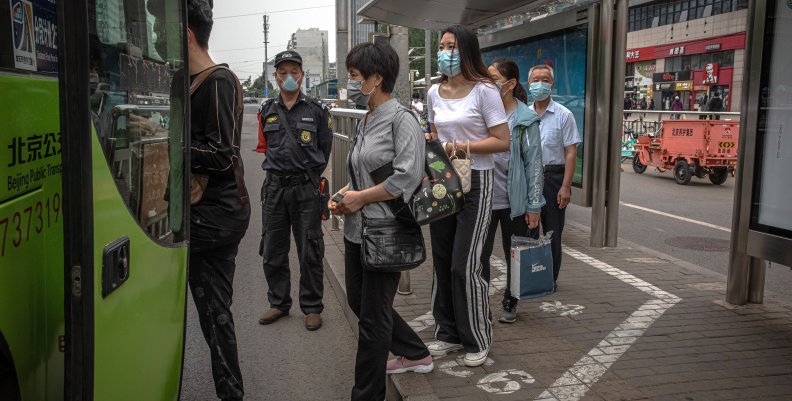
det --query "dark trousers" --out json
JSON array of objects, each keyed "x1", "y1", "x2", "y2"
[
  {"x1": 345, "y1": 240, "x2": 430, "y2": 401},
  {"x1": 260, "y1": 177, "x2": 324, "y2": 314},
  {"x1": 190, "y1": 225, "x2": 246, "y2": 401},
  {"x1": 480, "y1": 208, "x2": 529, "y2": 305},
  {"x1": 430, "y1": 170, "x2": 493, "y2": 353},
  {"x1": 535, "y1": 170, "x2": 567, "y2": 281}
]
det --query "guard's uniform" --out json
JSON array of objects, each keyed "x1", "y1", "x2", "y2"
[{"x1": 259, "y1": 93, "x2": 332, "y2": 316}]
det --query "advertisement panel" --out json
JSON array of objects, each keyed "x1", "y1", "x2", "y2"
[
  {"x1": 7, "y1": 0, "x2": 57, "y2": 72},
  {"x1": 482, "y1": 25, "x2": 588, "y2": 186}
]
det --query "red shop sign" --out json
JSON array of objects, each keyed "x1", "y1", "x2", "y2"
[{"x1": 625, "y1": 32, "x2": 746, "y2": 62}]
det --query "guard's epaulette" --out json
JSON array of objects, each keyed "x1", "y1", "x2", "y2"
[{"x1": 258, "y1": 98, "x2": 272, "y2": 114}]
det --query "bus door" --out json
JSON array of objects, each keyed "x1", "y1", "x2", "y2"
[{"x1": 59, "y1": 0, "x2": 189, "y2": 400}]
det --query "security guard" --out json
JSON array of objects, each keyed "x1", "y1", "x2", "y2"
[{"x1": 258, "y1": 50, "x2": 332, "y2": 331}]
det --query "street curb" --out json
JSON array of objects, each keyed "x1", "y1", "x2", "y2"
[{"x1": 321, "y1": 222, "x2": 439, "y2": 401}]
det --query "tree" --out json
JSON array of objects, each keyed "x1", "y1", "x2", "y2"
[
  {"x1": 408, "y1": 28, "x2": 439, "y2": 91},
  {"x1": 241, "y1": 75, "x2": 253, "y2": 95},
  {"x1": 248, "y1": 74, "x2": 278, "y2": 99}
]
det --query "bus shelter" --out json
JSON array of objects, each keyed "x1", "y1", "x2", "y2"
[
  {"x1": 345, "y1": 0, "x2": 630, "y2": 248},
  {"x1": 726, "y1": 0, "x2": 792, "y2": 305}
]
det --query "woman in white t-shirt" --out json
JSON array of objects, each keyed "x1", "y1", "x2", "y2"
[{"x1": 425, "y1": 24, "x2": 510, "y2": 367}]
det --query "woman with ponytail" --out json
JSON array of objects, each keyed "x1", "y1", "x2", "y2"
[{"x1": 481, "y1": 58, "x2": 545, "y2": 323}]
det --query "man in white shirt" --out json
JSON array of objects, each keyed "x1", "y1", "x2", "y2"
[
  {"x1": 411, "y1": 94, "x2": 424, "y2": 118},
  {"x1": 527, "y1": 64, "x2": 582, "y2": 286}
]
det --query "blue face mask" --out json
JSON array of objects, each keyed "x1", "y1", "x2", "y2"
[
  {"x1": 437, "y1": 50, "x2": 461, "y2": 77},
  {"x1": 529, "y1": 82, "x2": 552, "y2": 101},
  {"x1": 281, "y1": 74, "x2": 300, "y2": 92}
]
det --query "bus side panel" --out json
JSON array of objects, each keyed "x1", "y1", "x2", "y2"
[
  {"x1": 89, "y1": 129, "x2": 187, "y2": 401},
  {"x1": 0, "y1": 74, "x2": 64, "y2": 401}
]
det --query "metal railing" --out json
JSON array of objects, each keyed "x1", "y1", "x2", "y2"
[{"x1": 328, "y1": 108, "x2": 366, "y2": 231}]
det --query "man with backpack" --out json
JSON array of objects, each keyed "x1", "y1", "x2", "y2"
[{"x1": 150, "y1": 0, "x2": 250, "y2": 400}]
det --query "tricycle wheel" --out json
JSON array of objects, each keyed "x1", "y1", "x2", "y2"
[
  {"x1": 632, "y1": 154, "x2": 647, "y2": 174},
  {"x1": 709, "y1": 168, "x2": 729, "y2": 185},
  {"x1": 674, "y1": 159, "x2": 692, "y2": 185}
]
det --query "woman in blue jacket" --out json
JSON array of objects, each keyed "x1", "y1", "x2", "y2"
[{"x1": 482, "y1": 58, "x2": 545, "y2": 323}]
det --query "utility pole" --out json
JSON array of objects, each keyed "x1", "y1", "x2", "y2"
[{"x1": 263, "y1": 14, "x2": 270, "y2": 97}]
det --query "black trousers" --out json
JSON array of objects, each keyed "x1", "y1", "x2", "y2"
[
  {"x1": 430, "y1": 170, "x2": 493, "y2": 353},
  {"x1": 481, "y1": 208, "x2": 529, "y2": 305},
  {"x1": 260, "y1": 176, "x2": 324, "y2": 314},
  {"x1": 345, "y1": 240, "x2": 430, "y2": 401},
  {"x1": 536, "y1": 170, "x2": 566, "y2": 281},
  {"x1": 190, "y1": 225, "x2": 246, "y2": 401}
]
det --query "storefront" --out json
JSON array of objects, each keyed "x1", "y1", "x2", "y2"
[
  {"x1": 625, "y1": 32, "x2": 746, "y2": 112},
  {"x1": 652, "y1": 70, "x2": 692, "y2": 111}
]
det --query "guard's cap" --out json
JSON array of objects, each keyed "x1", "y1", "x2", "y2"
[{"x1": 274, "y1": 50, "x2": 303, "y2": 68}]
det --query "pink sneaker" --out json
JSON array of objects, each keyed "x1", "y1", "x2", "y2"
[{"x1": 385, "y1": 355, "x2": 434, "y2": 374}]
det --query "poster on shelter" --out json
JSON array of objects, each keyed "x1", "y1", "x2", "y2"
[
  {"x1": 9, "y1": 0, "x2": 36, "y2": 71},
  {"x1": 32, "y1": 0, "x2": 57, "y2": 73},
  {"x1": 482, "y1": 25, "x2": 588, "y2": 185}
]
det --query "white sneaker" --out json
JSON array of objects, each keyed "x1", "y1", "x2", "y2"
[
  {"x1": 426, "y1": 340, "x2": 463, "y2": 357},
  {"x1": 463, "y1": 348, "x2": 489, "y2": 367}
]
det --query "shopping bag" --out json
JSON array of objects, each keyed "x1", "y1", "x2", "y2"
[{"x1": 510, "y1": 232, "x2": 555, "y2": 299}]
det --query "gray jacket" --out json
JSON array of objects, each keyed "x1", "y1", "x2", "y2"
[{"x1": 344, "y1": 99, "x2": 425, "y2": 244}]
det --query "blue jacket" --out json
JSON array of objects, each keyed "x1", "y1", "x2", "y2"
[{"x1": 507, "y1": 100, "x2": 545, "y2": 218}]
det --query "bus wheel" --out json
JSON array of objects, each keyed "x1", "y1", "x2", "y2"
[
  {"x1": 633, "y1": 155, "x2": 647, "y2": 174},
  {"x1": 709, "y1": 168, "x2": 729, "y2": 185},
  {"x1": 0, "y1": 332, "x2": 21, "y2": 401},
  {"x1": 674, "y1": 159, "x2": 692, "y2": 185}
]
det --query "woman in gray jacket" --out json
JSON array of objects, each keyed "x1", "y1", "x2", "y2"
[
  {"x1": 481, "y1": 58, "x2": 545, "y2": 323},
  {"x1": 329, "y1": 42, "x2": 431, "y2": 401}
]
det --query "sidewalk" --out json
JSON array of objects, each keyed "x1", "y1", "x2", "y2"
[{"x1": 322, "y1": 219, "x2": 792, "y2": 401}]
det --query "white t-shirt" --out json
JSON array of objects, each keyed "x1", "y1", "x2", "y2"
[
  {"x1": 412, "y1": 100, "x2": 424, "y2": 114},
  {"x1": 428, "y1": 82, "x2": 508, "y2": 170}
]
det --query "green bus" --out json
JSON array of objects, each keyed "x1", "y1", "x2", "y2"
[{"x1": 1, "y1": 0, "x2": 191, "y2": 399}]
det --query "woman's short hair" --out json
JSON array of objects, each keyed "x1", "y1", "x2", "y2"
[{"x1": 346, "y1": 42, "x2": 399, "y2": 93}]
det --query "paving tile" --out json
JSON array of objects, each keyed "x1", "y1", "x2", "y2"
[{"x1": 324, "y1": 221, "x2": 792, "y2": 401}]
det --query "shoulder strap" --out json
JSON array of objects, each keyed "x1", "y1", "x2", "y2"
[
  {"x1": 189, "y1": 65, "x2": 244, "y2": 117},
  {"x1": 189, "y1": 65, "x2": 249, "y2": 204}
]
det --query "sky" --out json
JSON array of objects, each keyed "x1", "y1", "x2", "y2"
[{"x1": 208, "y1": 1, "x2": 337, "y2": 81}]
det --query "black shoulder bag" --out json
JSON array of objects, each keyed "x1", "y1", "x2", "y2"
[{"x1": 347, "y1": 131, "x2": 426, "y2": 273}]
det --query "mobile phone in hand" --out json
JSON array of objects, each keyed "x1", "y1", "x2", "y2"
[{"x1": 331, "y1": 193, "x2": 344, "y2": 203}]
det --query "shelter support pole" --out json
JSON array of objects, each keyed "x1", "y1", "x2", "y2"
[
  {"x1": 425, "y1": 29, "x2": 432, "y2": 102},
  {"x1": 391, "y1": 25, "x2": 410, "y2": 105},
  {"x1": 605, "y1": 0, "x2": 628, "y2": 247},
  {"x1": 590, "y1": 1, "x2": 614, "y2": 247}
]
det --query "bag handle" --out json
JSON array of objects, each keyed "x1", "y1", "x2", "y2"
[{"x1": 449, "y1": 139, "x2": 471, "y2": 161}]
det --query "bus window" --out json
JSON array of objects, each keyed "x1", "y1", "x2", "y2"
[{"x1": 89, "y1": 0, "x2": 186, "y2": 242}]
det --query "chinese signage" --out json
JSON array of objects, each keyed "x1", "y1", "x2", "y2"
[
  {"x1": 668, "y1": 46, "x2": 686, "y2": 56},
  {"x1": 626, "y1": 50, "x2": 642, "y2": 60},
  {"x1": 8, "y1": 0, "x2": 58, "y2": 73},
  {"x1": 675, "y1": 81, "x2": 693, "y2": 91},
  {"x1": 625, "y1": 33, "x2": 746, "y2": 63},
  {"x1": 653, "y1": 70, "x2": 692, "y2": 83}
]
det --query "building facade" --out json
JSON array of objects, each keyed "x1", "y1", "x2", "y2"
[
  {"x1": 287, "y1": 28, "x2": 330, "y2": 94},
  {"x1": 625, "y1": 0, "x2": 748, "y2": 113}
]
